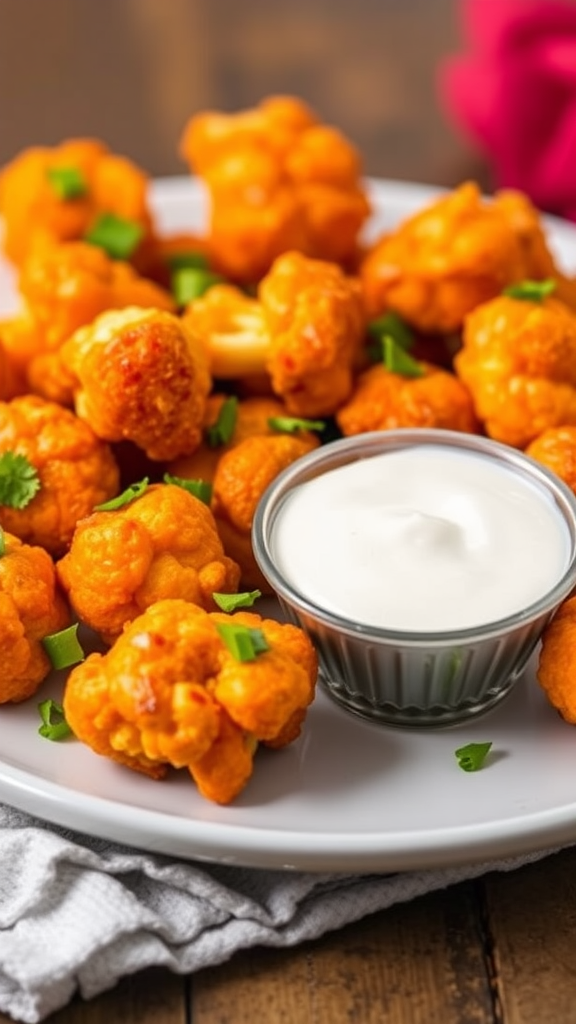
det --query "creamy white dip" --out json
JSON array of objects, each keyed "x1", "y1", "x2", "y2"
[{"x1": 269, "y1": 445, "x2": 571, "y2": 632}]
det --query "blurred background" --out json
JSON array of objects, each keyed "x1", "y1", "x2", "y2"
[{"x1": 0, "y1": 0, "x2": 489, "y2": 188}]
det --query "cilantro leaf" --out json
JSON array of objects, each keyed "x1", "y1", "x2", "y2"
[{"x1": 0, "y1": 452, "x2": 41, "y2": 509}]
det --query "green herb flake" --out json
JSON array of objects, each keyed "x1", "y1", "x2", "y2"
[
  {"x1": 42, "y1": 623, "x2": 85, "y2": 671},
  {"x1": 268, "y1": 416, "x2": 326, "y2": 435},
  {"x1": 84, "y1": 213, "x2": 144, "y2": 261},
  {"x1": 205, "y1": 397, "x2": 239, "y2": 448},
  {"x1": 368, "y1": 311, "x2": 414, "y2": 350},
  {"x1": 0, "y1": 526, "x2": 5, "y2": 557},
  {"x1": 0, "y1": 452, "x2": 41, "y2": 509},
  {"x1": 172, "y1": 266, "x2": 224, "y2": 305},
  {"x1": 455, "y1": 741, "x2": 493, "y2": 773},
  {"x1": 213, "y1": 590, "x2": 262, "y2": 612},
  {"x1": 93, "y1": 477, "x2": 149, "y2": 512},
  {"x1": 216, "y1": 622, "x2": 270, "y2": 662},
  {"x1": 163, "y1": 473, "x2": 212, "y2": 505},
  {"x1": 38, "y1": 698, "x2": 73, "y2": 741},
  {"x1": 383, "y1": 336, "x2": 425, "y2": 378},
  {"x1": 166, "y1": 251, "x2": 209, "y2": 271},
  {"x1": 46, "y1": 165, "x2": 88, "y2": 200},
  {"x1": 503, "y1": 279, "x2": 557, "y2": 302}
]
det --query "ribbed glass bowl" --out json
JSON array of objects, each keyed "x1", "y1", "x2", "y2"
[{"x1": 252, "y1": 429, "x2": 576, "y2": 727}]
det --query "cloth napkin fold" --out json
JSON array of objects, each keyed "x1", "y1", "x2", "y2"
[{"x1": 0, "y1": 803, "x2": 564, "y2": 1024}]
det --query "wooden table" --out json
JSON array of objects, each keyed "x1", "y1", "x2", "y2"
[{"x1": 1, "y1": 0, "x2": 576, "y2": 1021}]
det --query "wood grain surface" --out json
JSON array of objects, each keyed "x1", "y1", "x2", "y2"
[{"x1": 1, "y1": 1, "x2": 575, "y2": 1021}]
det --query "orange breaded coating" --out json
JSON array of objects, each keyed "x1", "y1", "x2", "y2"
[
  {"x1": 61, "y1": 307, "x2": 211, "y2": 461},
  {"x1": 211, "y1": 433, "x2": 319, "y2": 591},
  {"x1": 0, "y1": 138, "x2": 154, "y2": 267},
  {"x1": 182, "y1": 284, "x2": 270, "y2": 379},
  {"x1": 336, "y1": 362, "x2": 480, "y2": 436},
  {"x1": 180, "y1": 96, "x2": 370, "y2": 282},
  {"x1": 167, "y1": 394, "x2": 299, "y2": 485},
  {"x1": 526, "y1": 427, "x2": 576, "y2": 495},
  {"x1": 0, "y1": 395, "x2": 120, "y2": 556},
  {"x1": 57, "y1": 482, "x2": 241, "y2": 643},
  {"x1": 360, "y1": 181, "x2": 575, "y2": 334},
  {"x1": 63, "y1": 598, "x2": 318, "y2": 803},
  {"x1": 259, "y1": 251, "x2": 366, "y2": 416},
  {"x1": 0, "y1": 531, "x2": 70, "y2": 703},
  {"x1": 537, "y1": 596, "x2": 576, "y2": 724},
  {"x1": 1, "y1": 241, "x2": 175, "y2": 402},
  {"x1": 454, "y1": 295, "x2": 576, "y2": 448}
]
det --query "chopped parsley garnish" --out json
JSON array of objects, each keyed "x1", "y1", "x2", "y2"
[
  {"x1": 454, "y1": 741, "x2": 492, "y2": 772},
  {"x1": 0, "y1": 452, "x2": 41, "y2": 509},
  {"x1": 42, "y1": 623, "x2": 85, "y2": 671},
  {"x1": 383, "y1": 336, "x2": 424, "y2": 378},
  {"x1": 216, "y1": 622, "x2": 270, "y2": 662},
  {"x1": 213, "y1": 590, "x2": 262, "y2": 612},
  {"x1": 84, "y1": 213, "x2": 144, "y2": 261},
  {"x1": 94, "y1": 478, "x2": 149, "y2": 511},
  {"x1": 163, "y1": 473, "x2": 212, "y2": 505},
  {"x1": 46, "y1": 165, "x2": 88, "y2": 200},
  {"x1": 205, "y1": 397, "x2": 238, "y2": 448},
  {"x1": 38, "y1": 699, "x2": 73, "y2": 741},
  {"x1": 503, "y1": 279, "x2": 556, "y2": 302},
  {"x1": 268, "y1": 416, "x2": 326, "y2": 435},
  {"x1": 368, "y1": 311, "x2": 414, "y2": 351},
  {"x1": 172, "y1": 267, "x2": 223, "y2": 305}
]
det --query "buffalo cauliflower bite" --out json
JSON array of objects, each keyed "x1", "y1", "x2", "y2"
[
  {"x1": 0, "y1": 395, "x2": 120, "y2": 556},
  {"x1": 360, "y1": 181, "x2": 575, "y2": 335},
  {"x1": 2, "y1": 242, "x2": 175, "y2": 402},
  {"x1": 454, "y1": 295, "x2": 576, "y2": 448},
  {"x1": 57, "y1": 482, "x2": 241, "y2": 643},
  {"x1": 0, "y1": 138, "x2": 154, "y2": 267},
  {"x1": 211, "y1": 433, "x2": 319, "y2": 591},
  {"x1": 61, "y1": 307, "x2": 212, "y2": 461},
  {"x1": 179, "y1": 95, "x2": 370, "y2": 282},
  {"x1": 526, "y1": 427, "x2": 576, "y2": 494},
  {"x1": 63, "y1": 598, "x2": 318, "y2": 803},
  {"x1": 336, "y1": 361, "x2": 480, "y2": 436},
  {"x1": 537, "y1": 596, "x2": 576, "y2": 724},
  {"x1": 167, "y1": 394, "x2": 300, "y2": 485},
  {"x1": 259, "y1": 250, "x2": 366, "y2": 416},
  {"x1": 182, "y1": 284, "x2": 270, "y2": 379},
  {"x1": 184, "y1": 251, "x2": 365, "y2": 417},
  {"x1": 0, "y1": 530, "x2": 70, "y2": 703}
]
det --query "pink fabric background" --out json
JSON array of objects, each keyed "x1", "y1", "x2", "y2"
[{"x1": 439, "y1": 0, "x2": 576, "y2": 221}]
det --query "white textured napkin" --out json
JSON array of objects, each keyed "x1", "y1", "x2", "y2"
[{"x1": 0, "y1": 804, "x2": 563, "y2": 1024}]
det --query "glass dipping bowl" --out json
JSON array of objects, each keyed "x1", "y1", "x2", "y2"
[{"x1": 252, "y1": 429, "x2": 576, "y2": 727}]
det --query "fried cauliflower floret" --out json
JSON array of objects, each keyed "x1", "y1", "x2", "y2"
[
  {"x1": 0, "y1": 138, "x2": 154, "y2": 267},
  {"x1": 360, "y1": 181, "x2": 574, "y2": 334},
  {"x1": 336, "y1": 362, "x2": 480, "y2": 436},
  {"x1": 259, "y1": 251, "x2": 366, "y2": 416},
  {"x1": 180, "y1": 95, "x2": 370, "y2": 282},
  {"x1": 1, "y1": 241, "x2": 175, "y2": 403},
  {"x1": 63, "y1": 598, "x2": 318, "y2": 803},
  {"x1": 211, "y1": 433, "x2": 318, "y2": 591},
  {"x1": 0, "y1": 395, "x2": 120, "y2": 556},
  {"x1": 61, "y1": 307, "x2": 212, "y2": 461},
  {"x1": 526, "y1": 427, "x2": 576, "y2": 494},
  {"x1": 0, "y1": 336, "x2": 22, "y2": 400},
  {"x1": 537, "y1": 596, "x2": 576, "y2": 724},
  {"x1": 167, "y1": 394, "x2": 300, "y2": 485},
  {"x1": 454, "y1": 295, "x2": 576, "y2": 448},
  {"x1": 0, "y1": 531, "x2": 70, "y2": 703},
  {"x1": 182, "y1": 284, "x2": 270, "y2": 379},
  {"x1": 57, "y1": 483, "x2": 241, "y2": 643}
]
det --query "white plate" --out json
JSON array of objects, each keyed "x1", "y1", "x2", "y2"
[{"x1": 1, "y1": 177, "x2": 576, "y2": 875}]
